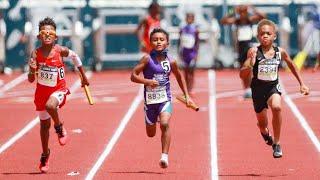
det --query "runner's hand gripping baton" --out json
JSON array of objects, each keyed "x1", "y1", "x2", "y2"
[{"x1": 176, "y1": 95, "x2": 199, "y2": 111}]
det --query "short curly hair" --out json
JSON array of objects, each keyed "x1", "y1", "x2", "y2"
[
  {"x1": 149, "y1": 28, "x2": 169, "y2": 42},
  {"x1": 38, "y1": 17, "x2": 56, "y2": 31},
  {"x1": 257, "y1": 19, "x2": 277, "y2": 32}
]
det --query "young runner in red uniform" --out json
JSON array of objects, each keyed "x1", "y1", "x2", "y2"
[{"x1": 28, "y1": 17, "x2": 89, "y2": 173}]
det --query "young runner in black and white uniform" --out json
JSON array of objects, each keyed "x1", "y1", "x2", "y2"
[
  {"x1": 251, "y1": 46, "x2": 282, "y2": 113},
  {"x1": 240, "y1": 19, "x2": 309, "y2": 158}
]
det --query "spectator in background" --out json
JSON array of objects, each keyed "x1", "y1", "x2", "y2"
[
  {"x1": 135, "y1": 2, "x2": 161, "y2": 54},
  {"x1": 178, "y1": 12, "x2": 199, "y2": 94},
  {"x1": 221, "y1": 5, "x2": 265, "y2": 98}
]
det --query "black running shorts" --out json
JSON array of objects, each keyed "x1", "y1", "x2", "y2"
[
  {"x1": 251, "y1": 82, "x2": 282, "y2": 113},
  {"x1": 238, "y1": 40, "x2": 251, "y2": 67}
]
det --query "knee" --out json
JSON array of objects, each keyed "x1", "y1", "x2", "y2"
[
  {"x1": 160, "y1": 123, "x2": 169, "y2": 132},
  {"x1": 147, "y1": 132, "x2": 156, "y2": 138},
  {"x1": 45, "y1": 103, "x2": 57, "y2": 112},
  {"x1": 40, "y1": 121, "x2": 51, "y2": 130},
  {"x1": 257, "y1": 120, "x2": 267, "y2": 129},
  {"x1": 271, "y1": 106, "x2": 281, "y2": 113}
]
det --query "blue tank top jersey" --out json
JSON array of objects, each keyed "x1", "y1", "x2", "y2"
[{"x1": 143, "y1": 54, "x2": 172, "y2": 104}]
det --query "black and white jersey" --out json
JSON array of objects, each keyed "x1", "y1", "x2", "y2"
[{"x1": 252, "y1": 46, "x2": 281, "y2": 85}]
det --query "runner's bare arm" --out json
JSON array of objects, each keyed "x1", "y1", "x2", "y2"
[
  {"x1": 28, "y1": 50, "x2": 37, "y2": 83},
  {"x1": 135, "y1": 19, "x2": 146, "y2": 44},
  {"x1": 61, "y1": 46, "x2": 89, "y2": 87},
  {"x1": 220, "y1": 12, "x2": 237, "y2": 25},
  {"x1": 130, "y1": 55, "x2": 158, "y2": 88},
  {"x1": 248, "y1": 6, "x2": 266, "y2": 23},
  {"x1": 195, "y1": 29, "x2": 200, "y2": 53},
  {"x1": 171, "y1": 59, "x2": 193, "y2": 106},
  {"x1": 240, "y1": 47, "x2": 256, "y2": 80},
  {"x1": 313, "y1": 53, "x2": 320, "y2": 72},
  {"x1": 280, "y1": 47, "x2": 309, "y2": 95}
]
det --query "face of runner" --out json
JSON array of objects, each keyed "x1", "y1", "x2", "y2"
[
  {"x1": 38, "y1": 25, "x2": 57, "y2": 45},
  {"x1": 186, "y1": 13, "x2": 195, "y2": 24},
  {"x1": 238, "y1": 5, "x2": 248, "y2": 19},
  {"x1": 257, "y1": 24, "x2": 276, "y2": 47},
  {"x1": 150, "y1": 32, "x2": 168, "y2": 52}
]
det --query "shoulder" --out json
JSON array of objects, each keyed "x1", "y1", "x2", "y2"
[
  {"x1": 140, "y1": 54, "x2": 150, "y2": 64},
  {"x1": 55, "y1": 45, "x2": 69, "y2": 56},
  {"x1": 168, "y1": 56, "x2": 178, "y2": 67},
  {"x1": 277, "y1": 47, "x2": 287, "y2": 54},
  {"x1": 31, "y1": 49, "x2": 38, "y2": 59},
  {"x1": 167, "y1": 55, "x2": 176, "y2": 63},
  {"x1": 55, "y1": 45, "x2": 68, "y2": 52},
  {"x1": 277, "y1": 47, "x2": 285, "y2": 53},
  {"x1": 278, "y1": 47, "x2": 289, "y2": 58}
]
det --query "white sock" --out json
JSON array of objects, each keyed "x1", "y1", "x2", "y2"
[
  {"x1": 245, "y1": 88, "x2": 251, "y2": 93},
  {"x1": 161, "y1": 153, "x2": 168, "y2": 161}
]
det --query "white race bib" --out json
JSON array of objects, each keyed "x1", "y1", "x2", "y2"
[
  {"x1": 181, "y1": 33, "x2": 195, "y2": 49},
  {"x1": 38, "y1": 66, "x2": 58, "y2": 87},
  {"x1": 258, "y1": 64, "x2": 278, "y2": 81},
  {"x1": 237, "y1": 25, "x2": 253, "y2": 41},
  {"x1": 146, "y1": 86, "x2": 168, "y2": 104}
]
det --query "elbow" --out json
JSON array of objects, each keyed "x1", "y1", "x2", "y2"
[
  {"x1": 28, "y1": 77, "x2": 34, "y2": 83},
  {"x1": 239, "y1": 69, "x2": 249, "y2": 80},
  {"x1": 130, "y1": 74, "x2": 135, "y2": 82},
  {"x1": 239, "y1": 71, "x2": 244, "y2": 80}
]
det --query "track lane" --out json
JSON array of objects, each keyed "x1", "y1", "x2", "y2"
[
  {"x1": 281, "y1": 70, "x2": 320, "y2": 141},
  {"x1": 0, "y1": 73, "x2": 78, "y2": 147},
  {"x1": 0, "y1": 71, "x2": 140, "y2": 179},
  {"x1": 93, "y1": 70, "x2": 211, "y2": 180},
  {"x1": 216, "y1": 70, "x2": 320, "y2": 179}
]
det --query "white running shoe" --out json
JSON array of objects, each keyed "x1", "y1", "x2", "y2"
[{"x1": 159, "y1": 153, "x2": 169, "y2": 168}]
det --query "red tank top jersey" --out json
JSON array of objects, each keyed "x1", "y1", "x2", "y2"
[
  {"x1": 143, "y1": 15, "x2": 160, "y2": 53},
  {"x1": 34, "y1": 45, "x2": 69, "y2": 111}
]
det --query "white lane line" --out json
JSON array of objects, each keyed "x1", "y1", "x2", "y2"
[
  {"x1": 216, "y1": 90, "x2": 243, "y2": 99},
  {"x1": 281, "y1": 83, "x2": 320, "y2": 153},
  {"x1": 0, "y1": 73, "x2": 27, "y2": 97},
  {"x1": 0, "y1": 71, "x2": 92, "y2": 154},
  {"x1": 0, "y1": 117, "x2": 39, "y2": 154},
  {"x1": 85, "y1": 85, "x2": 143, "y2": 180},
  {"x1": 208, "y1": 70, "x2": 218, "y2": 180}
]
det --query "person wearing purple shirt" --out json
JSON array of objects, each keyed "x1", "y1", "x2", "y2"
[
  {"x1": 178, "y1": 13, "x2": 199, "y2": 94},
  {"x1": 131, "y1": 28, "x2": 194, "y2": 168}
]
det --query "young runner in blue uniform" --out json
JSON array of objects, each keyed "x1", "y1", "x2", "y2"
[{"x1": 131, "y1": 28, "x2": 193, "y2": 168}]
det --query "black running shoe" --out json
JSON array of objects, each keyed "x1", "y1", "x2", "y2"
[
  {"x1": 39, "y1": 149, "x2": 50, "y2": 173},
  {"x1": 272, "y1": 144, "x2": 283, "y2": 158},
  {"x1": 54, "y1": 123, "x2": 68, "y2": 146},
  {"x1": 260, "y1": 131, "x2": 273, "y2": 146}
]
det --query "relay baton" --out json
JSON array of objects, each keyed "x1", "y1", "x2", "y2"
[
  {"x1": 83, "y1": 85, "x2": 94, "y2": 105},
  {"x1": 79, "y1": 73, "x2": 94, "y2": 105},
  {"x1": 176, "y1": 95, "x2": 199, "y2": 111}
]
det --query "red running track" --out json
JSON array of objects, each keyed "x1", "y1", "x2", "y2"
[{"x1": 0, "y1": 69, "x2": 319, "y2": 179}]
